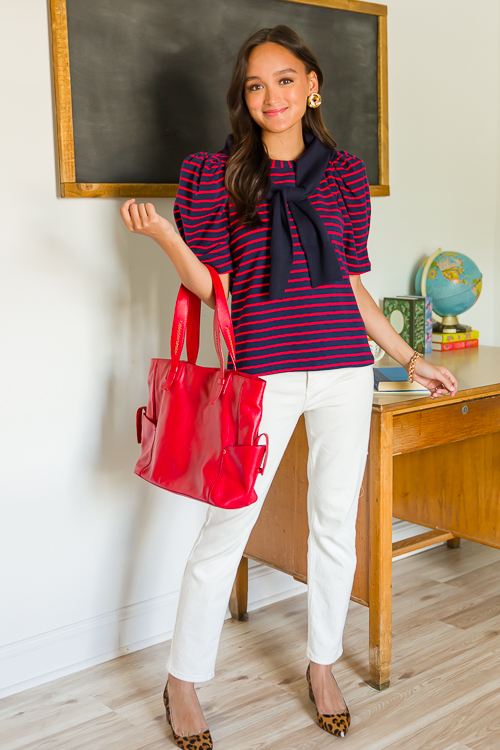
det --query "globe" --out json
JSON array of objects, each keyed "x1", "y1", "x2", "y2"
[{"x1": 415, "y1": 249, "x2": 482, "y2": 329}]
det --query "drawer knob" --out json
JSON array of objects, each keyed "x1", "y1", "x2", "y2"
[{"x1": 462, "y1": 405, "x2": 468, "y2": 414}]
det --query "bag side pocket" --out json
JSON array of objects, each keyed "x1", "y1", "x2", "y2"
[
  {"x1": 134, "y1": 410, "x2": 157, "y2": 476},
  {"x1": 209, "y1": 445, "x2": 266, "y2": 509}
]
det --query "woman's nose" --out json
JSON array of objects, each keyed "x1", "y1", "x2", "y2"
[{"x1": 264, "y1": 86, "x2": 281, "y2": 105}]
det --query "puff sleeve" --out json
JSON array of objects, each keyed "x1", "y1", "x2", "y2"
[
  {"x1": 173, "y1": 152, "x2": 234, "y2": 275},
  {"x1": 331, "y1": 150, "x2": 372, "y2": 275}
]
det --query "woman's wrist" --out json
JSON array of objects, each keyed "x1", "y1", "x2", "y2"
[
  {"x1": 155, "y1": 226, "x2": 179, "y2": 256},
  {"x1": 155, "y1": 230, "x2": 215, "y2": 304},
  {"x1": 356, "y1": 289, "x2": 419, "y2": 371},
  {"x1": 379, "y1": 337, "x2": 423, "y2": 375},
  {"x1": 402, "y1": 347, "x2": 422, "y2": 374},
  {"x1": 406, "y1": 351, "x2": 423, "y2": 381},
  {"x1": 370, "y1": 331, "x2": 415, "y2": 371},
  {"x1": 397, "y1": 346, "x2": 418, "y2": 373}
]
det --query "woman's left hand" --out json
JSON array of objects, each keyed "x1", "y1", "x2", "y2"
[{"x1": 411, "y1": 357, "x2": 458, "y2": 398}]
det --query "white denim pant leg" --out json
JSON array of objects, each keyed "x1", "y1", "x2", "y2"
[
  {"x1": 166, "y1": 365, "x2": 373, "y2": 682},
  {"x1": 166, "y1": 370, "x2": 308, "y2": 682},
  {"x1": 303, "y1": 365, "x2": 374, "y2": 664}
]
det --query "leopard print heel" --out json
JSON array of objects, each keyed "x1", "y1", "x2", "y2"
[
  {"x1": 163, "y1": 680, "x2": 213, "y2": 749},
  {"x1": 306, "y1": 663, "x2": 351, "y2": 738}
]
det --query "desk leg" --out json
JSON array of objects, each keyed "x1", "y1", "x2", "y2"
[
  {"x1": 229, "y1": 556, "x2": 249, "y2": 621},
  {"x1": 368, "y1": 412, "x2": 393, "y2": 691}
]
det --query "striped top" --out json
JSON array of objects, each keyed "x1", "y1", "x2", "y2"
[{"x1": 173, "y1": 146, "x2": 375, "y2": 376}]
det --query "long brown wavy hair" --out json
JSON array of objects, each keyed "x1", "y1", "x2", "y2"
[{"x1": 225, "y1": 25, "x2": 337, "y2": 227}]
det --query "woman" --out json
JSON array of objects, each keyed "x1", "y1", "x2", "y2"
[{"x1": 120, "y1": 25, "x2": 458, "y2": 749}]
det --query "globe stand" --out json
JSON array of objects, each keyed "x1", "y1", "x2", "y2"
[{"x1": 433, "y1": 315, "x2": 471, "y2": 334}]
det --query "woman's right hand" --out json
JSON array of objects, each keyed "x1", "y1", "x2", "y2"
[
  {"x1": 120, "y1": 198, "x2": 230, "y2": 308},
  {"x1": 120, "y1": 198, "x2": 176, "y2": 244}
]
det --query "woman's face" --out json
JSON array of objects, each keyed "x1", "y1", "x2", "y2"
[{"x1": 244, "y1": 42, "x2": 318, "y2": 135}]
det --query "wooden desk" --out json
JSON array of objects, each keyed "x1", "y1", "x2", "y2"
[{"x1": 229, "y1": 345, "x2": 500, "y2": 690}]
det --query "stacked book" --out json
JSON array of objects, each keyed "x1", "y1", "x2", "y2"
[
  {"x1": 432, "y1": 330, "x2": 479, "y2": 351},
  {"x1": 373, "y1": 366, "x2": 430, "y2": 395}
]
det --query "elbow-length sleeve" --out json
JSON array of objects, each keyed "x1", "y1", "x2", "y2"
[
  {"x1": 331, "y1": 151, "x2": 372, "y2": 275},
  {"x1": 173, "y1": 152, "x2": 234, "y2": 274}
]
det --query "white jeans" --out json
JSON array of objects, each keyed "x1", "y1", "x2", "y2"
[{"x1": 166, "y1": 364, "x2": 374, "y2": 682}]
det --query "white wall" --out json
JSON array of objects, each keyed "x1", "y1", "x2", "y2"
[
  {"x1": 363, "y1": 0, "x2": 499, "y2": 342},
  {"x1": 1, "y1": 0, "x2": 499, "y2": 696},
  {"x1": 496, "y1": 4, "x2": 500, "y2": 345}
]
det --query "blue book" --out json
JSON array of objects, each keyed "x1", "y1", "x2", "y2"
[{"x1": 374, "y1": 366, "x2": 430, "y2": 393}]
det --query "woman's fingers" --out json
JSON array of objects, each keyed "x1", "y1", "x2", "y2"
[
  {"x1": 119, "y1": 198, "x2": 136, "y2": 231},
  {"x1": 120, "y1": 198, "x2": 142, "y2": 232},
  {"x1": 431, "y1": 386, "x2": 451, "y2": 398},
  {"x1": 120, "y1": 199, "x2": 160, "y2": 236},
  {"x1": 429, "y1": 380, "x2": 453, "y2": 398},
  {"x1": 437, "y1": 368, "x2": 458, "y2": 395},
  {"x1": 415, "y1": 359, "x2": 458, "y2": 397},
  {"x1": 120, "y1": 198, "x2": 175, "y2": 247},
  {"x1": 137, "y1": 202, "x2": 149, "y2": 223},
  {"x1": 429, "y1": 369, "x2": 458, "y2": 398},
  {"x1": 129, "y1": 201, "x2": 144, "y2": 231}
]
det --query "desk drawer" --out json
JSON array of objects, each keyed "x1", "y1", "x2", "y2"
[{"x1": 392, "y1": 395, "x2": 500, "y2": 454}]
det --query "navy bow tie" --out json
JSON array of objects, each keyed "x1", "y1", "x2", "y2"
[{"x1": 221, "y1": 130, "x2": 345, "y2": 300}]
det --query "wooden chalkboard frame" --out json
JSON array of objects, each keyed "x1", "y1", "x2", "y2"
[{"x1": 49, "y1": 0, "x2": 389, "y2": 198}]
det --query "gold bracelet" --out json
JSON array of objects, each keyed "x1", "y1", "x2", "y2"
[{"x1": 407, "y1": 351, "x2": 422, "y2": 382}]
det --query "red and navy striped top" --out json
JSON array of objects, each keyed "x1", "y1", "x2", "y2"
[{"x1": 173, "y1": 146, "x2": 375, "y2": 376}]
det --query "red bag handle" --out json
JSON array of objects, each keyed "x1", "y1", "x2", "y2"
[
  {"x1": 208, "y1": 265, "x2": 238, "y2": 368},
  {"x1": 164, "y1": 265, "x2": 236, "y2": 394},
  {"x1": 167, "y1": 285, "x2": 202, "y2": 364},
  {"x1": 186, "y1": 291, "x2": 201, "y2": 363}
]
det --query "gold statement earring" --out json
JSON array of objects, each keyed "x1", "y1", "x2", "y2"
[{"x1": 307, "y1": 92, "x2": 322, "y2": 108}]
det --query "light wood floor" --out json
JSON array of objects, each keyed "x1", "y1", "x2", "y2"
[{"x1": 3, "y1": 538, "x2": 500, "y2": 750}]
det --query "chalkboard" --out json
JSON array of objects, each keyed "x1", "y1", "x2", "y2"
[{"x1": 50, "y1": 0, "x2": 388, "y2": 198}]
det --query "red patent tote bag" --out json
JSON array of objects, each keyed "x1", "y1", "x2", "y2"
[{"x1": 134, "y1": 264, "x2": 269, "y2": 509}]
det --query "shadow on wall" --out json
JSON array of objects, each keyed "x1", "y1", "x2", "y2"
[{"x1": 92, "y1": 203, "x2": 219, "y2": 653}]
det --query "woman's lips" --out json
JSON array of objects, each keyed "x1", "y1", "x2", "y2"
[{"x1": 263, "y1": 107, "x2": 288, "y2": 117}]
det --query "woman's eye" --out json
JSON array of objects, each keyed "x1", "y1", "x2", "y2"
[{"x1": 247, "y1": 78, "x2": 293, "y2": 92}]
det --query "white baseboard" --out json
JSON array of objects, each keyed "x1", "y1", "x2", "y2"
[
  {"x1": 0, "y1": 562, "x2": 305, "y2": 699},
  {"x1": 0, "y1": 520, "x2": 441, "y2": 698}
]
